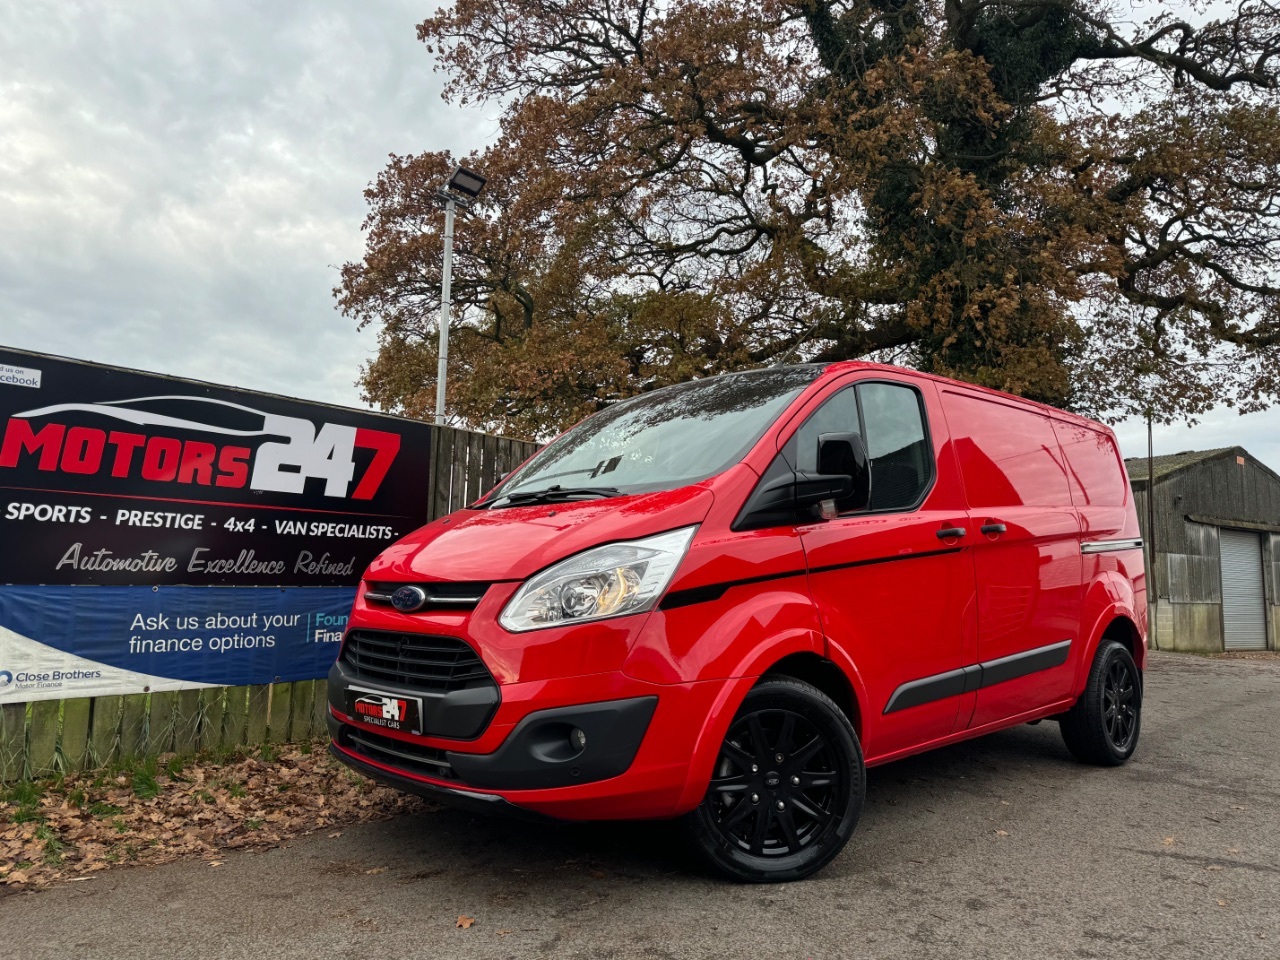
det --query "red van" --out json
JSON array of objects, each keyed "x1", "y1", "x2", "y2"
[{"x1": 328, "y1": 362, "x2": 1146, "y2": 882}]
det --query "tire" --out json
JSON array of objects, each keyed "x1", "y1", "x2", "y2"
[
  {"x1": 684, "y1": 677, "x2": 864, "y2": 883},
  {"x1": 1060, "y1": 640, "x2": 1142, "y2": 766}
]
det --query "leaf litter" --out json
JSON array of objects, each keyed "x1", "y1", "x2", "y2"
[{"x1": 0, "y1": 742, "x2": 432, "y2": 892}]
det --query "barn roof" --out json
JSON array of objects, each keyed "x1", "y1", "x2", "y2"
[
  {"x1": 1124, "y1": 446, "x2": 1280, "y2": 490},
  {"x1": 1124, "y1": 448, "x2": 1237, "y2": 483}
]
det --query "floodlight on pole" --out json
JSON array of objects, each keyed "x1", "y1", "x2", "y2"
[
  {"x1": 447, "y1": 166, "x2": 487, "y2": 198},
  {"x1": 435, "y1": 166, "x2": 487, "y2": 425}
]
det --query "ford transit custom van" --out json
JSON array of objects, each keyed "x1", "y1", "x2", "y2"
[{"x1": 328, "y1": 362, "x2": 1146, "y2": 882}]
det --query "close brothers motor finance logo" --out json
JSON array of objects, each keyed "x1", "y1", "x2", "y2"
[
  {"x1": 0, "y1": 395, "x2": 401, "y2": 500},
  {"x1": 0, "y1": 670, "x2": 13, "y2": 689}
]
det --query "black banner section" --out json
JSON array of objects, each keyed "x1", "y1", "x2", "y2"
[{"x1": 0, "y1": 348, "x2": 432, "y2": 586}]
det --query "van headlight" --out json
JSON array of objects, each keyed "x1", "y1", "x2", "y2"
[{"x1": 499, "y1": 526, "x2": 697, "y2": 632}]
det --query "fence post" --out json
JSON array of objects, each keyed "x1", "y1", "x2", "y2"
[
  {"x1": 173, "y1": 689, "x2": 202, "y2": 756},
  {"x1": 267, "y1": 682, "x2": 293, "y2": 743},
  {"x1": 198, "y1": 688, "x2": 228, "y2": 752},
  {"x1": 246, "y1": 684, "x2": 270, "y2": 745},
  {"x1": 59, "y1": 698, "x2": 93, "y2": 773},
  {"x1": 88, "y1": 695, "x2": 125, "y2": 768},
  {"x1": 118, "y1": 694, "x2": 149, "y2": 762},
  {"x1": 222, "y1": 685, "x2": 250, "y2": 749},
  {"x1": 27, "y1": 700, "x2": 60, "y2": 777},
  {"x1": 0, "y1": 703, "x2": 26, "y2": 781}
]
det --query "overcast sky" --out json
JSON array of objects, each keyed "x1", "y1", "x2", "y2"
[{"x1": 1, "y1": 1, "x2": 1276, "y2": 473}]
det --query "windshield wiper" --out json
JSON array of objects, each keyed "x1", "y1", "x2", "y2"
[{"x1": 488, "y1": 485, "x2": 622, "y2": 508}]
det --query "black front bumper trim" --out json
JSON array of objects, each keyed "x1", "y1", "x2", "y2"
[
  {"x1": 446, "y1": 696, "x2": 658, "y2": 790},
  {"x1": 329, "y1": 744, "x2": 551, "y2": 822}
]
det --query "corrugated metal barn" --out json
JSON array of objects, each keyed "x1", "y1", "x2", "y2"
[{"x1": 1126, "y1": 447, "x2": 1280, "y2": 653}]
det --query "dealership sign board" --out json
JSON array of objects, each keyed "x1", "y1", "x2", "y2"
[{"x1": 0, "y1": 347, "x2": 433, "y2": 702}]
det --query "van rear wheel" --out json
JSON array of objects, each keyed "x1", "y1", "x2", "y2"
[
  {"x1": 1060, "y1": 640, "x2": 1142, "y2": 766},
  {"x1": 684, "y1": 677, "x2": 864, "y2": 883}
]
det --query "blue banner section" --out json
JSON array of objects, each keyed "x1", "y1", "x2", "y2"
[{"x1": 0, "y1": 585, "x2": 353, "y2": 689}]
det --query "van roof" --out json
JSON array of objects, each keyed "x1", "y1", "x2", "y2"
[
  {"x1": 689, "y1": 361, "x2": 1108, "y2": 434},
  {"x1": 812, "y1": 361, "x2": 1110, "y2": 432}
]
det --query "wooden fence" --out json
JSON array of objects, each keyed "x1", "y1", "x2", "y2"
[{"x1": 0, "y1": 425, "x2": 539, "y2": 783}]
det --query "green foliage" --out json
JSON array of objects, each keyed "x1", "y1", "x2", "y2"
[
  {"x1": 131, "y1": 760, "x2": 161, "y2": 800},
  {"x1": 34, "y1": 823, "x2": 67, "y2": 865},
  {"x1": 7, "y1": 780, "x2": 45, "y2": 823}
]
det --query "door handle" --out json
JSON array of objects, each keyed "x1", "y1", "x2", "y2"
[
  {"x1": 980, "y1": 523, "x2": 1007, "y2": 535},
  {"x1": 936, "y1": 527, "x2": 966, "y2": 540}
]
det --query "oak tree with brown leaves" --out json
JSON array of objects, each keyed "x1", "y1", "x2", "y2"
[{"x1": 337, "y1": 1, "x2": 1280, "y2": 437}]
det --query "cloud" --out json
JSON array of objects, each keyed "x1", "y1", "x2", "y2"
[
  {"x1": 1114, "y1": 408, "x2": 1280, "y2": 478},
  {"x1": 1, "y1": 1, "x2": 1275, "y2": 476},
  {"x1": 0, "y1": 0, "x2": 496, "y2": 408}
]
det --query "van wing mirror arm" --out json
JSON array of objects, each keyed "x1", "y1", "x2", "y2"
[{"x1": 732, "y1": 470, "x2": 853, "y2": 531}]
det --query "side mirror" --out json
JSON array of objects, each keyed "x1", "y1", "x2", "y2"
[
  {"x1": 817, "y1": 432, "x2": 871, "y2": 512},
  {"x1": 732, "y1": 462, "x2": 853, "y2": 531}
]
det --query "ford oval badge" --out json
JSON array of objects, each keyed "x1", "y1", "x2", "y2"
[{"x1": 390, "y1": 585, "x2": 428, "y2": 613}]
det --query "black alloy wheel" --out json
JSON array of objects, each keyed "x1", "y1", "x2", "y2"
[
  {"x1": 1060, "y1": 639, "x2": 1143, "y2": 766},
  {"x1": 1102, "y1": 657, "x2": 1139, "y2": 749},
  {"x1": 685, "y1": 677, "x2": 863, "y2": 883}
]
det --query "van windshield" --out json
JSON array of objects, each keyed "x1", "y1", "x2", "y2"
[{"x1": 486, "y1": 367, "x2": 822, "y2": 505}]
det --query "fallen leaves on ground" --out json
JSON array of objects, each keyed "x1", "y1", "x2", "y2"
[
  {"x1": 457, "y1": 915, "x2": 476, "y2": 929},
  {"x1": 0, "y1": 743, "x2": 431, "y2": 892}
]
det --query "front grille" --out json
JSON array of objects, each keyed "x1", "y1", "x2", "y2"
[
  {"x1": 363, "y1": 581, "x2": 490, "y2": 613},
  {"x1": 342, "y1": 725, "x2": 459, "y2": 781},
  {"x1": 340, "y1": 629, "x2": 494, "y2": 693}
]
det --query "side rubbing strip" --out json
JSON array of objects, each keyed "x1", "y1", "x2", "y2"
[
  {"x1": 883, "y1": 640, "x2": 1073, "y2": 714},
  {"x1": 1080, "y1": 538, "x2": 1143, "y2": 554},
  {"x1": 979, "y1": 639, "x2": 1072, "y2": 688},
  {"x1": 883, "y1": 665, "x2": 981, "y2": 714}
]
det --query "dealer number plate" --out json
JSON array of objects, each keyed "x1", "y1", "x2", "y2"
[{"x1": 348, "y1": 690, "x2": 420, "y2": 734}]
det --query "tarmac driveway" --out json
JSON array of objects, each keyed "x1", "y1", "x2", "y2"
[{"x1": 3, "y1": 651, "x2": 1279, "y2": 960}]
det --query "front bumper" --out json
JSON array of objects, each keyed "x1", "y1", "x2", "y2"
[
  {"x1": 329, "y1": 694, "x2": 657, "y2": 791},
  {"x1": 328, "y1": 668, "x2": 745, "y2": 821}
]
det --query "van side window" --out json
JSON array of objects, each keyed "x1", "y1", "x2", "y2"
[
  {"x1": 857, "y1": 383, "x2": 932, "y2": 511},
  {"x1": 791, "y1": 388, "x2": 860, "y2": 475},
  {"x1": 786, "y1": 382, "x2": 932, "y2": 514}
]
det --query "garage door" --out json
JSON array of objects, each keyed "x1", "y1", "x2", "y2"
[{"x1": 1220, "y1": 529, "x2": 1268, "y2": 651}]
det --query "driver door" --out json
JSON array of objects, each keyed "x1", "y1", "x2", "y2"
[{"x1": 788, "y1": 377, "x2": 978, "y2": 762}]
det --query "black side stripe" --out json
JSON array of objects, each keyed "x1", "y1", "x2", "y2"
[
  {"x1": 883, "y1": 639, "x2": 1073, "y2": 714},
  {"x1": 659, "y1": 568, "x2": 806, "y2": 610},
  {"x1": 658, "y1": 547, "x2": 963, "y2": 611},
  {"x1": 808, "y1": 547, "x2": 962, "y2": 578}
]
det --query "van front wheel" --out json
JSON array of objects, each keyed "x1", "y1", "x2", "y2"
[{"x1": 684, "y1": 677, "x2": 864, "y2": 883}]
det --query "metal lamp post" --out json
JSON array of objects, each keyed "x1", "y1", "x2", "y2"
[{"x1": 435, "y1": 165, "x2": 487, "y2": 425}]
